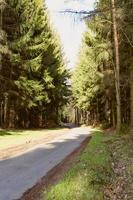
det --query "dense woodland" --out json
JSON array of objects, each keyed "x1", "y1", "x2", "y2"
[
  {"x1": 72, "y1": 0, "x2": 133, "y2": 132},
  {"x1": 0, "y1": 0, "x2": 133, "y2": 132},
  {"x1": 0, "y1": 0, "x2": 69, "y2": 128}
]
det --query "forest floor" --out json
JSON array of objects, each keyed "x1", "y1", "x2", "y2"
[
  {"x1": 45, "y1": 129, "x2": 133, "y2": 200},
  {"x1": 0, "y1": 128, "x2": 68, "y2": 159}
]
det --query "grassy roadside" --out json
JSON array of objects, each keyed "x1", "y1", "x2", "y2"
[
  {"x1": 0, "y1": 128, "x2": 68, "y2": 150},
  {"x1": 45, "y1": 131, "x2": 112, "y2": 200},
  {"x1": 45, "y1": 130, "x2": 133, "y2": 200}
]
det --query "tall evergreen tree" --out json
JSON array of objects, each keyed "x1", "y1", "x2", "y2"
[
  {"x1": 72, "y1": 0, "x2": 133, "y2": 130},
  {"x1": 0, "y1": 0, "x2": 69, "y2": 128}
]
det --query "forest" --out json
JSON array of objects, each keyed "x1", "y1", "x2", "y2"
[
  {"x1": 0, "y1": 0, "x2": 133, "y2": 133},
  {"x1": 72, "y1": 0, "x2": 133, "y2": 133},
  {"x1": 0, "y1": 0, "x2": 69, "y2": 128},
  {"x1": 0, "y1": 1, "x2": 133, "y2": 200}
]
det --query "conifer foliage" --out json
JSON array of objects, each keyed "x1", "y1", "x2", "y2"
[
  {"x1": 0, "y1": 0, "x2": 69, "y2": 128},
  {"x1": 72, "y1": 0, "x2": 133, "y2": 130}
]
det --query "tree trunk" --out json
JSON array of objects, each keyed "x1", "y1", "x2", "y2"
[
  {"x1": 130, "y1": 64, "x2": 133, "y2": 132},
  {"x1": 9, "y1": 104, "x2": 15, "y2": 128},
  {"x1": 0, "y1": 101, "x2": 3, "y2": 126},
  {"x1": 3, "y1": 94, "x2": 8, "y2": 127},
  {"x1": 111, "y1": 0, "x2": 121, "y2": 133},
  {"x1": 111, "y1": 100, "x2": 116, "y2": 127}
]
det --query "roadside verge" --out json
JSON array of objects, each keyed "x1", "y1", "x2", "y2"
[
  {"x1": 21, "y1": 135, "x2": 92, "y2": 200},
  {"x1": 45, "y1": 131, "x2": 133, "y2": 200}
]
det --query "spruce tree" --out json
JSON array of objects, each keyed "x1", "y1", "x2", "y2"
[{"x1": 0, "y1": 0, "x2": 69, "y2": 128}]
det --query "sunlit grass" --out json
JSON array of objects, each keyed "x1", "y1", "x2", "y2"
[
  {"x1": 45, "y1": 129, "x2": 133, "y2": 200},
  {"x1": 45, "y1": 131, "x2": 112, "y2": 200},
  {"x1": 0, "y1": 128, "x2": 68, "y2": 150}
]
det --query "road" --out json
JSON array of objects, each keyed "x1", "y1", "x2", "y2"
[{"x1": 0, "y1": 127, "x2": 91, "y2": 200}]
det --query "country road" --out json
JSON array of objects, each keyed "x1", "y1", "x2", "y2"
[{"x1": 0, "y1": 127, "x2": 91, "y2": 200}]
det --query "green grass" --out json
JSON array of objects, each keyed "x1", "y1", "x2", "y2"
[
  {"x1": 45, "y1": 131, "x2": 113, "y2": 200},
  {"x1": 0, "y1": 128, "x2": 68, "y2": 150},
  {"x1": 0, "y1": 131, "x2": 13, "y2": 136},
  {"x1": 45, "y1": 130, "x2": 133, "y2": 200}
]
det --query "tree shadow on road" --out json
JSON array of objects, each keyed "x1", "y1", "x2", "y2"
[{"x1": 0, "y1": 128, "x2": 91, "y2": 200}]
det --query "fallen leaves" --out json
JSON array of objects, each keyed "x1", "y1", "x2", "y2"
[{"x1": 104, "y1": 136, "x2": 133, "y2": 200}]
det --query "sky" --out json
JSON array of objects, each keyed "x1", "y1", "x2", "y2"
[{"x1": 45, "y1": 0, "x2": 95, "y2": 69}]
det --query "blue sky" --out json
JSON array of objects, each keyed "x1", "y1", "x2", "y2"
[{"x1": 45, "y1": 0, "x2": 95, "y2": 68}]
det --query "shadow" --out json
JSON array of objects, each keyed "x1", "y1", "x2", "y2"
[
  {"x1": 0, "y1": 130, "x2": 23, "y2": 137},
  {"x1": 0, "y1": 127, "x2": 69, "y2": 137},
  {"x1": 0, "y1": 127, "x2": 91, "y2": 200},
  {"x1": 0, "y1": 127, "x2": 71, "y2": 135},
  {"x1": 59, "y1": 123, "x2": 77, "y2": 129},
  {"x1": 0, "y1": 131, "x2": 12, "y2": 136},
  {"x1": 91, "y1": 129, "x2": 103, "y2": 134}
]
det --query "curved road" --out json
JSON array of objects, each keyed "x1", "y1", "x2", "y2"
[{"x1": 0, "y1": 127, "x2": 91, "y2": 200}]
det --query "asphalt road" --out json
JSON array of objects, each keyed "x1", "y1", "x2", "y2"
[{"x1": 0, "y1": 127, "x2": 91, "y2": 200}]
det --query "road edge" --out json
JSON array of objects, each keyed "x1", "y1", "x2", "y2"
[{"x1": 20, "y1": 135, "x2": 92, "y2": 200}]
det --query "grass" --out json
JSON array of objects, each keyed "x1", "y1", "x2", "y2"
[
  {"x1": 45, "y1": 129, "x2": 133, "y2": 200},
  {"x1": 45, "y1": 131, "x2": 113, "y2": 200},
  {"x1": 0, "y1": 128, "x2": 68, "y2": 150}
]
